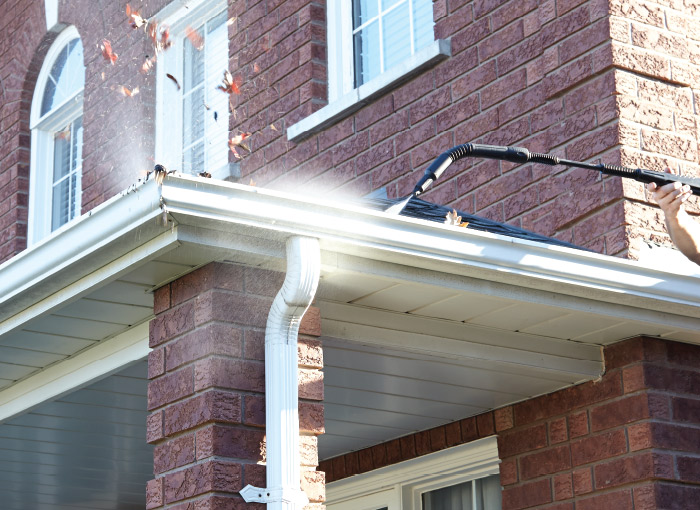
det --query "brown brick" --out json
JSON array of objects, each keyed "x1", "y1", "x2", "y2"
[
  {"x1": 553, "y1": 472, "x2": 572, "y2": 501},
  {"x1": 149, "y1": 302, "x2": 195, "y2": 347},
  {"x1": 194, "y1": 290, "x2": 272, "y2": 328},
  {"x1": 171, "y1": 263, "x2": 244, "y2": 305},
  {"x1": 571, "y1": 429, "x2": 627, "y2": 466},
  {"x1": 163, "y1": 460, "x2": 242, "y2": 503},
  {"x1": 194, "y1": 357, "x2": 264, "y2": 393},
  {"x1": 573, "y1": 467, "x2": 593, "y2": 495},
  {"x1": 165, "y1": 323, "x2": 243, "y2": 371},
  {"x1": 594, "y1": 452, "x2": 674, "y2": 489},
  {"x1": 677, "y1": 456, "x2": 700, "y2": 483},
  {"x1": 476, "y1": 412, "x2": 496, "y2": 437},
  {"x1": 148, "y1": 366, "x2": 194, "y2": 410},
  {"x1": 146, "y1": 478, "x2": 163, "y2": 509},
  {"x1": 501, "y1": 478, "x2": 552, "y2": 510},
  {"x1": 163, "y1": 391, "x2": 242, "y2": 436},
  {"x1": 498, "y1": 423, "x2": 548, "y2": 458},
  {"x1": 549, "y1": 417, "x2": 568, "y2": 443},
  {"x1": 195, "y1": 424, "x2": 265, "y2": 462},
  {"x1": 148, "y1": 347, "x2": 165, "y2": 379},
  {"x1": 576, "y1": 489, "x2": 633, "y2": 510},
  {"x1": 520, "y1": 445, "x2": 571, "y2": 480},
  {"x1": 299, "y1": 401, "x2": 324, "y2": 434},
  {"x1": 153, "y1": 284, "x2": 171, "y2": 314},
  {"x1": 495, "y1": 407, "x2": 515, "y2": 432},
  {"x1": 500, "y1": 458, "x2": 518, "y2": 486},
  {"x1": 147, "y1": 411, "x2": 164, "y2": 444},
  {"x1": 153, "y1": 433, "x2": 196, "y2": 474}
]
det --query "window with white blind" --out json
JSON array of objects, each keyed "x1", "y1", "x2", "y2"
[
  {"x1": 326, "y1": 437, "x2": 501, "y2": 510},
  {"x1": 287, "y1": 0, "x2": 449, "y2": 141},
  {"x1": 155, "y1": 0, "x2": 231, "y2": 178},
  {"x1": 28, "y1": 26, "x2": 85, "y2": 245}
]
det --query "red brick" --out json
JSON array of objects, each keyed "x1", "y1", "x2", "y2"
[
  {"x1": 495, "y1": 406, "x2": 515, "y2": 432},
  {"x1": 572, "y1": 467, "x2": 593, "y2": 495},
  {"x1": 500, "y1": 458, "x2": 518, "y2": 486},
  {"x1": 553, "y1": 472, "x2": 572, "y2": 501},
  {"x1": 634, "y1": 482, "x2": 700, "y2": 510},
  {"x1": 195, "y1": 424, "x2": 265, "y2": 462},
  {"x1": 520, "y1": 445, "x2": 571, "y2": 480},
  {"x1": 299, "y1": 401, "x2": 324, "y2": 434},
  {"x1": 194, "y1": 290, "x2": 272, "y2": 328},
  {"x1": 149, "y1": 302, "x2": 195, "y2": 347},
  {"x1": 165, "y1": 323, "x2": 243, "y2": 371},
  {"x1": 163, "y1": 391, "x2": 242, "y2": 436},
  {"x1": 153, "y1": 433, "x2": 195, "y2": 474},
  {"x1": 147, "y1": 411, "x2": 164, "y2": 444},
  {"x1": 153, "y1": 284, "x2": 171, "y2": 314},
  {"x1": 501, "y1": 478, "x2": 552, "y2": 510},
  {"x1": 445, "y1": 421, "x2": 462, "y2": 446},
  {"x1": 146, "y1": 478, "x2": 163, "y2": 509},
  {"x1": 171, "y1": 263, "x2": 244, "y2": 305},
  {"x1": 243, "y1": 395, "x2": 265, "y2": 427},
  {"x1": 498, "y1": 423, "x2": 548, "y2": 458},
  {"x1": 299, "y1": 368, "x2": 323, "y2": 400},
  {"x1": 163, "y1": 460, "x2": 242, "y2": 503},
  {"x1": 148, "y1": 366, "x2": 194, "y2": 410},
  {"x1": 194, "y1": 357, "x2": 264, "y2": 393},
  {"x1": 300, "y1": 305, "x2": 321, "y2": 337},
  {"x1": 549, "y1": 417, "x2": 568, "y2": 443},
  {"x1": 590, "y1": 393, "x2": 655, "y2": 431},
  {"x1": 301, "y1": 470, "x2": 325, "y2": 503},
  {"x1": 148, "y1": 347, "x2": 165, "y2": 379},
  {"x1": 476, "y1": 412, "x2": 496, "y2": 436},
  {"x1": 677, "y1": 456, "x2": 700, "y2": 483},
  {"x1": 594, "y1": 452, "x2": 674, "y2": 489},
  {"x1": 570, "y1": 429, "x2": 627, "y2": 466},
  {"x1": 576, "y1": 489, "x2": 633, "y2": 510}
]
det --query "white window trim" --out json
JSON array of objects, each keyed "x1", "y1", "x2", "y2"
[
  {"x1": 287, "y1": 3, "x2": 450, "y2": 143},
  {"x1": 28, "y1": 26, "x2": 84, "y2": 247},
  {"x1": 154, "y1": 0, "x2": 236, "y2": 180},
  {"x1": 326, "y1": 436, "x2": 500, "y2": 510}
]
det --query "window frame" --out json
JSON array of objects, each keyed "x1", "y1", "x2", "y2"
[
  {"x1": 154, "y1": 0, "x2": 233, "y2": 179},
  {"x1": 326, "y1": 436, "x2": 500, "y2": 510},
  {"x1": 28, "y1": 26, "x2": 84, "y2": 246},
  {"x1": 287, "y1": 1, "x2": 450, "y2": 143}
]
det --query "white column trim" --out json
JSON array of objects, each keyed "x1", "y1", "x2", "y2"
[
  {"x1": 241, "y1": 236, "x2": 321, "y2": 509},
  {"x1": 44, "y1": 0, "x2": 58, "y2": 30}
]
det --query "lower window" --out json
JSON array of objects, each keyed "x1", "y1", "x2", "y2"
[{"x1": 326, "y1": 436, "x2": 501, "y2": 510}]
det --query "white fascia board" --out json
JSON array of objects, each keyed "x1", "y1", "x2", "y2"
[
  {"x1": 0, "y1": 322, "x2": 149, "y2": 423},
  {"x1": 0, "y1": 179, "x2": 165, "y2": 324},
  {"x1": 159, "y1": 175, "x2": 700, "y2": 318}
]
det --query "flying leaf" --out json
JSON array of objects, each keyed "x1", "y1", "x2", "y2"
[
  {"x1": 229, "y1": 132, "x2": 251, "y2": 157},
  {"x1": 166, "y1": 73, "x2": 181, "y2": 90},
  {"x1": 270, "y1": 123, "x2": 278, "y2": 132},
  {"x1": 115, "y1": 85, "x2": 139, "y2": 97},
  {"x1": 198, "y1": 171, "x2": 212, "y2": 178},
  {"x1": 253, "y1": 62, "x2": 260, "y2": 73},
  {"x1": 217, "y1": 70, "x2": 242, "y2": 95},
  {"x1": 148, "y1": 22, "x2": 172, "y2": 54},
  {"x1": 141, "y1": 55, "x2": 157, "y2": 73},
  {"x1": 126, "y1": 3, "x2": 148, "y2": 29},
  {"x1": 226, "y1": 16, "x2": 237, "y2": 26},
  {"x1": 185, "y1": 26, "x2": 204, "y2": 50},
  {"x1": 248, "y1": 178, "x2": 256, "y2": 186},
  {"x1": 100, "y1": 39, "x2": 118, "y2": 65}
]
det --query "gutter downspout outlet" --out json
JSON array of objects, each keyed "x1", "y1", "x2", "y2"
[{"x1": 241, "y1": 236, "x2": 320, "y2": 509}]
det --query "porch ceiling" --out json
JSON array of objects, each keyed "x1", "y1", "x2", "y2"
[{"x1": 3, "y1": 176, "x2": 700, "y2": 508}]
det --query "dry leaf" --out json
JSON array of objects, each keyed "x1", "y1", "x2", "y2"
[
  {"x1": 141, "y1": 55, "x2": 157, "y2": 73},
  {"x1": 126, "y1": 3, "x2": 148, "y2": 29},
  {"x1": 116, "y1": 85, "x2": 139, "y2": 97},
  {"x1": 248, "y1": 178, "x2": 256, "y2": 186},
  {"x1": 148, "y1": 21, "x2": 172, "y2": 54},
  {"x1": 226, "y1": 16, "x2": 237, "y2": 26},
  {"x1": 228, "y1": 132, "x2": 251, "y2": 157},
  {"x1": 445, "y1": 209, "x2": 462, "y2": 226},
  {"x1": 185, "y1": 26, "x2": 204, "y2": 50},
  {"x1": 270, "y1": 123, "x2": 278, "y2": 132},
  {"x1": 198, "y1": 171, "x2": 212, "y2": 178},
  {"x1": 166, "y1": 73, "x2": 181, "y2": 90},
  {"x1": 100, "y1": 39, "x2": 118, "y2": 65},
  {"x1": 253, "y1": 62, "x2": 260, "y2": 73},
  {"x1": 217, "y1": 70, "x2": 242, "y2": 95}
]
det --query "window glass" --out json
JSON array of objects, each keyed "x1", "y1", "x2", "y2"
[
  {"x1": 176, "y1": 8, "x2": 229, "y2": 175},
  {"x1": 41, "y1": 39, "x2": 84, "y2": 116},
  {"x1": 352, "y1": 0, "x2": 434, "y2": 87},
  {"x1": 421, "y1": 474, "x2": 501, "y2": 510},
  {"x1": 51, "y1": 117, "x2": 82, "y2": 230}
]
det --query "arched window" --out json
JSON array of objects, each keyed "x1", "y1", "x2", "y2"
[{"x1": 28, "y1": 26, "x2": 85, "y2": 245}]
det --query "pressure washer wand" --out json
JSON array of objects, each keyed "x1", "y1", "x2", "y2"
[{"x1": 386, "y1": 143, "x2": 700, "y2": 215}]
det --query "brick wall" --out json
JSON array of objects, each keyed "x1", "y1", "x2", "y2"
[
  {"x1": 145, "y1": 262, "x2": 325, "y2": 509},
  {"x1": 3, "y1": 0, "x2": 699, "y2": 263},
  {"x1": 0, "y1": 0, "x2": 45, "y2": 263},
  {"x1": 321, "y1": 336, "x2": 700, "y2": 510}
]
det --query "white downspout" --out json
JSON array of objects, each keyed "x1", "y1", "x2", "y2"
[{"x1": 240, "y1": 236, "x2": 320, "y2": 509}]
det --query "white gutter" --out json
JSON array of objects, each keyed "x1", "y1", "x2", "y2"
[
  {"x1": 241, "y1": 236, "x2": 321, "y2": 509},
  {"x1": 159, "y1": 175, "x2": 700, "y2": 317},
  {"x1": 0, "y1": 179, "x2": 164, "y2": 322}
]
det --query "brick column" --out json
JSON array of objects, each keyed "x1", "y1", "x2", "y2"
[
  {"x1": 498, "y1": 336, "x2": 700, "y2": 510},
  {"x1": 145, "y1": 262, "x2": 324, "y2": 509}
]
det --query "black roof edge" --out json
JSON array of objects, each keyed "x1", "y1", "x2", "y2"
[{"x1": 361, "y1": 196, "x2": 589, "y2": 252}]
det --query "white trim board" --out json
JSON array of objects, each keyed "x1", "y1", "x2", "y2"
[{"x1": 0, "y1": 322, "x2": 149, "y2": 423}]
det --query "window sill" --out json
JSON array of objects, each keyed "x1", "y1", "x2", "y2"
[{"x1": 287, "y1": 39, "x2": 451, "y2": 143}]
